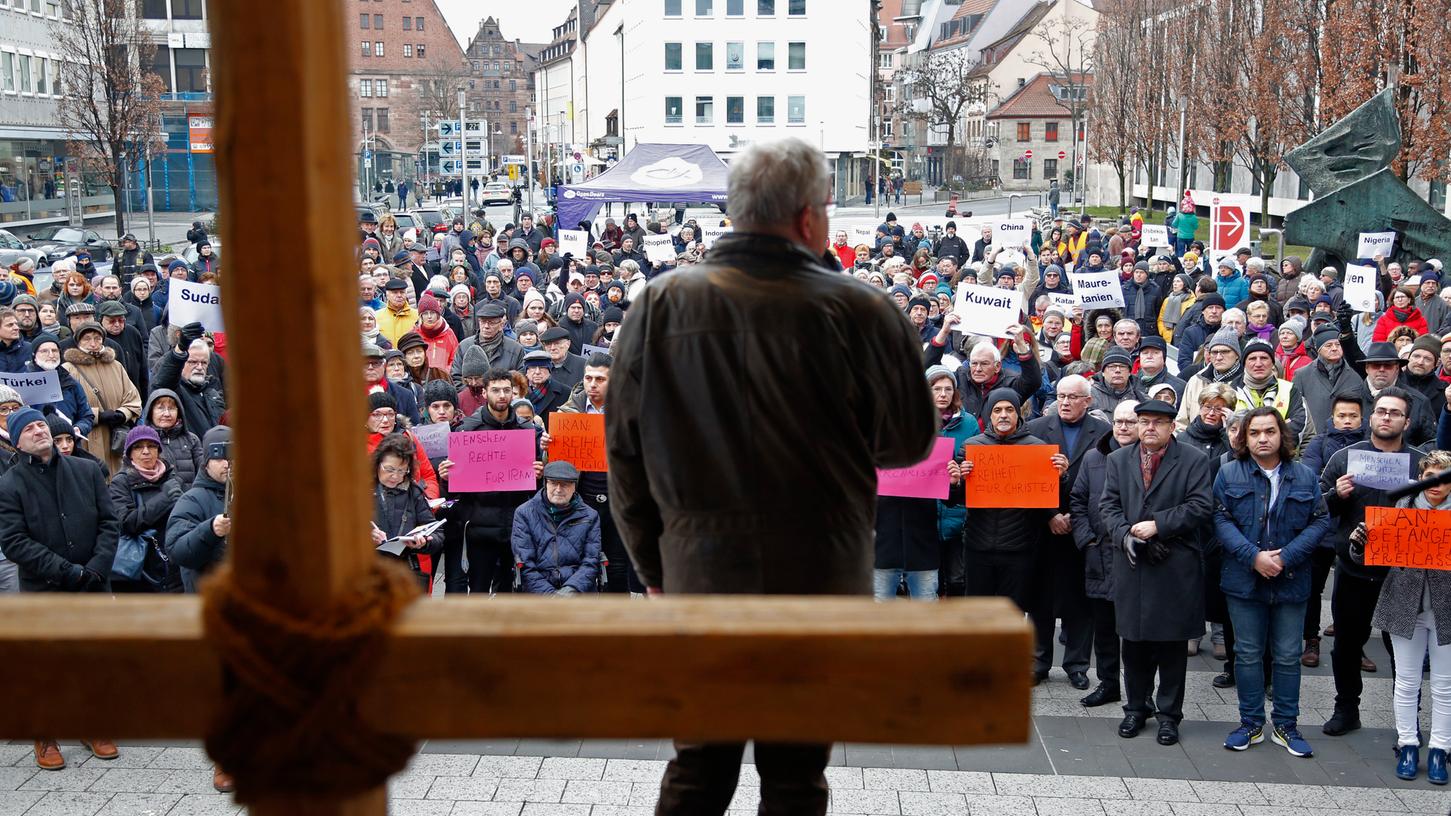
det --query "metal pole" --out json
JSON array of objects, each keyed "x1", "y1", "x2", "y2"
[
  {"x1": 457, "y1": 87, "x2": 469, "y2": 213},
  {"x1": 526, "y1": 107, "x2": 535, "y2": 213},
  {"x1": 1175, "y1": 100, "x2": 1188, "y2": 208},
  {"x1": 145, "y1": 138, "x2": 156, "y2": 246}
]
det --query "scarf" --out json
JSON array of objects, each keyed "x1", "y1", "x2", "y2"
[
  {"x1": 1199, "y1": 361, "x2": 1242, "y2": 384},
  {"x1": 132, "y1": 458, "x2": 166, "y2": 483},
  {"x1": 478, "y1": 331, "x2": 504, "y2": 364},
  {"x1": 1242, "y1": 367, "x2": 1277, "y2": 392},
  {"x1": 362, "y1": 327, "x2": 381, "y2": 344},
  {"x1": 416, "y1": 318, "x2": 449, "y2": 340},
  {"x1": 1413, "y1": 492, "x2": 1451, "y2": 512},
  {"x1": 1318, "y1": 358, "x2": 1345, "y2": 382}
]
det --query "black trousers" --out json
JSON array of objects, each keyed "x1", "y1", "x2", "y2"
[
  {"x1": 1089, "y1": 598, "x2": 1121, "y2": 687},
  {"x1": 1330, "y1": 567, "x2": 1393, "y2": 711},
  {"x1": 939, "y1": 535, "x2": 967, "y2": 598},
  {"x1": 1122, "y1": 639, "x2": 1188, "y2": 723},
  {"x1": 1302, "y1": 547, "x2": 1336, "y2": 640},
  {"x1": 444, "y1": 534, "x2": 513, "y2": 594},
  {"x1": 656, "y1": 741, "x2": 831, "y2": 816},
  {"x1": 582, "y1": 491, "x2": 645, "y2": 593},
  {"x1": 964, "y1": 550, "x2": 1033, "y2": 611}
]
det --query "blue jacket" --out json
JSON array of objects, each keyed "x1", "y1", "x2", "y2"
[
  {"x1": 510, "y1": 490, "x2": 601, "y2": 594},
  {"x1": 1212, "y1": 457, "x2": 1332, "y2": 604},
  {"x1": 0, "y1": 337, "x2": 31, "y2": 374},
  {"x1": 1214, "y1": 270, "x2": 1249, "y2": 308},
  {"x1": 936, "y1": 411, "x2": 980, "y2": 542}
]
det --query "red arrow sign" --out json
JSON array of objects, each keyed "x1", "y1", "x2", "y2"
[{"x1": 1212, "y1": 204, "x2": 1247, "y2": 253}]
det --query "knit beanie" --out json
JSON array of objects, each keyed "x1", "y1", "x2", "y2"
[
  {"x1": 422, "y1": 380, "x2": 458, "y2": 408},
  {"x1": 1208, "y1": 327, "x2": 1241, "y2": 353},
  {"x1": 1412, "y1": 333, "x2": 1443, "y2": 360}
]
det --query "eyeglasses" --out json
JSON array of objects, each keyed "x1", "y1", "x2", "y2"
[
  {"x1": 370, "y1": 409, "x2": 396, "y2": 419},
  {"x1": 1112, "y1": 419, "x2": 1137, "y2": 427},
  {"x1": 379, "y1": 464, "x2": 409, "y2": 477},
  {"x1": 1056, "y1": 393, "x2": 1089, "y2": 401},
  {"x1": 1372, "y1": 408, "x2": 1407, "y2": 419}
]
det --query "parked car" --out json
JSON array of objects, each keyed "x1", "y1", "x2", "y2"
[
  {"x1": 411, "y1": 208, "x2": 451, "y2": 234},
  {"x1": 390, "y1": 211, "x2": 421, "y2": 235},
  {"x1": 24, "y1": 226, "x2": 112, "y2": 265},
  {"x1": 480, "y1": 183, "x2": 513, "y2": 206},
  {"x1": 182, "y1": 240, "x2": 222, "y2": 267},
  {"x1": 0, "y1": 229, "x2": 45, "y2": 269}
]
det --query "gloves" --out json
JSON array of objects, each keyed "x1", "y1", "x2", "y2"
[
  {"x1": 556, "y1": 586, "x2": 578, "y2": 596},
  {"x1": 178, "y1": 321, "x2": 206, "y2": 350},
  {"x1": 80, "y1": 569, "x2": 106, "y2": 593},
  {"x1": 1335, "y1": 301, "x2": 1355, "y2": 334},
  {"x1": 97, "y1": 410, "x2": 125, "y2": 427},
  {"x1": 1123, "y1": 534, "x2": 1141, "y2": 567},
  {"x1": 1348, "y1": 522, "x2": 1368, "y2": 562},
  {"x1": 1145, "y1": 538, "x2": 1170, "y2": 566},
  {"x1": 61, "y1": 562, "x2": 87, "y2": 590}
]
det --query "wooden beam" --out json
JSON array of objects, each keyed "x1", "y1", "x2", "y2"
[{"x1": 0, "y1": 596, "x2": 1031, "y2": 745}]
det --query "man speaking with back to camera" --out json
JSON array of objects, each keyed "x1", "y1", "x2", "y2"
[{"x1": 607, "y1": 138, "x2": 936, "y2": 815}]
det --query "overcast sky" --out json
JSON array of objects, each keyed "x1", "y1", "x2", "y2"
[{"x1": 436, "y1": 0, "x2": 576, "y2": 50}]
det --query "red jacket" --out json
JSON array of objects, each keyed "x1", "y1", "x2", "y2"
[
  {"x1": 367, "y1": 430, "x2": 440, "y2": 500},
  {"x1": 1276, "y1": 342, "x2": 1312, "y2": 381},
  {"x1": 833, "y1": 242, "x2": 855, "y2": 270},
  {"x1": 1373, "y1": 306, "x2": 1429, "y2": 342}
]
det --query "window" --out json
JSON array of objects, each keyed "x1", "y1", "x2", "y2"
[
  {"x1": 756, "y1": 95, "x2": 774, "y2": 124},
  {"x1": 510, "y1": 121, "x2": 518, "y2": 134},
  {"x1": 726, "y1": 42, "x2": 743, "y2": 70},
  {"x1": 509, "y1": 100, "x2": 516, "y2": 112},
  {"x1": 878, "y1": 52, "x2": 891, "y2": 69},
  {"x1": 726, "y1": 96, "x2": 744, "y2": 124},
  {"x1": 374, "y1": 41, "x2": 384, "y2": 57},
  {"x1": 142, "y1": 0, "x2": 168, "y2": 18},
  {"x1": 727, "y1": 0, "x2": 743, "y2": 13},
  {"x1": 788, "y1": 41, "x2": 805, "y2": 70},
  {"x1": 403, "y1": 44, "x2": 412, "y2": 57},
  {"x1": 361, "y1": 108, "x2": 373, "y2": 132},
  {"x1": 695, "y1": 95, "x2": 713, "y2": 124},
  {"x1": 1043, "y1": 159, "x2": 1057, "y2": 180},
  {"x1": 509, "y1": 79, "x2": 516, "y2": 91},
  {"x1": 695, "y1": 0, "x2": 712, "y2": 14},
  {"x1": 362, "y1": 40, "x2": 371, "y2": 57},
  {"x1": 3, "y1": 53, "x2": 15, "y2": 93},
  {"x1": 664, "y1": 42, "x2": 682, "y2": 71},
  {"x1": 360, "y1": 78, "x2": 372, "y2": 97},
  {"x1": 402, "y1": 16, "x2": 410, "y2": 29},
  {"x1": 373, "y1": 13, "x2": 382, "y2": 28},
  {"x1": 171, "y1": 0, "x2": 202, "y2": 19},
  {"x1": 787, "y1": 95, "x2": 804, "y2": 124},
  {"x1": 1016, "y1": 122, "x2": 1030, "y2": 142},
  {"x1": 375, "y1": 79, "x2": 387, "y2": 97},
  {"x1": 664, "y1": 0, "x2": 681, "y2": 14},
  {"x1": 360, "y1": 12, "x2": 369, "y2": 28},
  {"x1": 175, "y1": 47, "x2": 205, "y2": 92},
  {"x1": 376, "y1": 108, "x2": 389, "y2": 133},
  {"x1": 1012, "y1": 158, "x2": 1031, "y2": 180},
  {"x1": 695, "y1": 42, "x2": 713, "y2": 70},
  {"x1": 33, "y1": 57, "x2": 46, "y2": 94},
  {"x1": 758, "y1": 0, "x2": 774, "y2": 13},
  {"x1": 415, "y1": 17, "x2": 423, "y2": 29},
  {"x1": 416, "y1": 44, "x2": 425, "y2": 58},
  {"x1": 665, "y1": 96, "x2": 683, "y2": 124},
  {"x1": 1045, "y1": 122, "x2": 1058, "y2": 142},
  {"x1": 788, "y1": 0, "x2": 804, "y2": 13},
  {"x1": 18, "y1": 54, "x2": 32, "y2": 93},
  {"x1": 149, "y1": 45, "x2": 171, "y2": 91},
  {"x1": 756, "y1": 42, "x2": 774, "y2": 70},
  {"x1": 45, "y1": 0, "x2": 58, "y2": 16}
]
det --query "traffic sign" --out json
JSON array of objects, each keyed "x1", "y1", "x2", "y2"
[
  {"x1": 1024, "y1": 149, "x2": 1033, "y2": 159},
  {"x1": 1212, "y1": 203, "x2": 1247, "y2": 253},
  {"x1": 438, "y1": 121, "x2": 454, "y2": 136},
  {"x1": 1058, "y1": 150, "x2": 1066, "y2": 160}
]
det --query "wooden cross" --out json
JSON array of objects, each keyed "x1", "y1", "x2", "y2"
[{"x1": 0, "y1": 2, "x2": 1030, "y2": 814}]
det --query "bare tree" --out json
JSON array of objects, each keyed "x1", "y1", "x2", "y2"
[
  {"x1": 1089, "y1": 11, "x2": 1141, "y2": 212},
  {"x1": 1024, "y1": 15, "x2": 1094, "y2": 194},
  {"x1": 414, "y1": 55, "x2": 476, "y2": 125},
  {"x1": 53, "y1": 0, "x2": 165, "y2": 238},
  {"x1": 896, "y1": 48, "x2": 990, "y2": 186}
]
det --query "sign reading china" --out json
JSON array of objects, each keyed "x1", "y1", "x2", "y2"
[
  {"x1": 557, "y1": 229, "x2": 589, "y2": 258},
  {"x1": 447, "y1": 430, "x2": 537, "y2": 492},
  {"x1": 1364, "y1": 506, "x2": 1451, "y2": 571},
  {"x1": 0, "y1": 370, "x2": 61, "y2": 406},
  {"x1": 877, "y1": 437, "x2": 956, "y2": 500},
  {"x1": 962, "y1": 444, "x2": 1060, "y2": 508},
  {"x1": 991, "y1": 219, "x2": 1033, "y2": 253},
  {"x1": 1068, "y1": 269, "x2": 1126, "y2": 309},
  {"x1": 1342, "y1": 263, "x2": 1378, "y2": 312},
  {"x1": 549, "y1": 412, "x2": 608, "y2": 472},
  {"x1": 952, "y1": 283, "x2": 1021, "y2": 339},
  {"x1": 167, "y1": 279, "x2": 225, "y2": 332}
]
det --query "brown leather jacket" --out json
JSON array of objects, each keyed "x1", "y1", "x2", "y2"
[{"x1": 606, "y1": 233, "x2": 936, "y2": 594}]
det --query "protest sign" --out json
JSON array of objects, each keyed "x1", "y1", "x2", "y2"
[
  {"x1": 412, "y1": 422, "x2": 450, "y2": 459},
  {"x1": 1068, "y1": 269, "x2": 1126, "y2": 309},
  {"x1": 1348, "y1": 449, "x2": 1411, "y2": 491},
  {"x1": 1342, "y1": 263, "x2": 1378, "y2": 312},
  {"x1": 1365, "y1": 506, "x2": 1451, "y2": 571},
  {"x1": 952, "y1": 283, "x2": 1021, "y2": 339},
  {"x1": 557, "y1": 228, "x2": 589, "y2": 258},
  {"x1": 447, "y1": 430, "x2": 537, "y2": 492},
  {"x1": 877, "y1": 437, "x2": 956, "y2": 500},
  {"x1": 167, "y1": 279, "x2": 225, "y2": 331},
  {"x1": 642, "y1": 233, "x2": 675, "y2": 264},
  {"x1": 962, "y1": 444, "x2": 1061, "y2": 508},
  {"x1": 1357, "y1": 231, "x2": 1396, "y2": 259},
  {"x1": 0, "y1": 370, "x2": 61, "y2": 406},
  {"x1": 701, "y1": 224, "x2": 733, "y2": 248},
  {"x1": 549, "y1": 412, "x2": 608, "y2": 472},
  {"x1": 1140, "y1": 224, "x2": 1170, "y2": 248},
  {"x1": 1047, "y1": 293, "x2": 1077, "y2": 314},
  {"x1": 991, "y1": 219, "x2": 1033, "y2": 252},
  {"x1": 582, "y1": 343, "x2": 610, "y2": 358}
]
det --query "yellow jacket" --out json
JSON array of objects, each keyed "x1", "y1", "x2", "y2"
[{"x1": 375, "y1": 304, "x2": 419, "y2": 347}]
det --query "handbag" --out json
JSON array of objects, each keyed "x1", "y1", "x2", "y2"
[
  {"x1": 112, "y1": 530, "x2": 153, "y2": 581},
  {"x1": 109, "y1": 421, "x2": 134, "y2": 456}
]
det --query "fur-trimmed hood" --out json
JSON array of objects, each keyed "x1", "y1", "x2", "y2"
[{"x1": 63, "y1": 345, "x2": 117, "y2": 366}]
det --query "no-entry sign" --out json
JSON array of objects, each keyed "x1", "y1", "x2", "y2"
[
  {"x1": 1058, "y1": 150, "x2": 1066, "y2": 160},
  {"x1": 1212, "y1": 203, "x2": 1247, "y2": 253},
  {"x1": 1024, "y1": 149, "x2": 1033, "y2": 159}
]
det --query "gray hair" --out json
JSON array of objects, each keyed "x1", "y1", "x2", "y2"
[
  {"x1": 1058, "y1": 373, "x2": 1091, "y2": 396},
  {"x1": 727, "y1": 139, "x2": 830, "y2": 230},
  {"x1": 968, "y1": 340, "x2": 1002, "y2": 363},
  {"x1": 1113, "y1": 318, "x2": 1139, "y2": 334}
]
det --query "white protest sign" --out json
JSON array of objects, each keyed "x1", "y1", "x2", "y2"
[
  {"x1": 1140, "y1": 224, "x2": 1170, "y2": 249},
  {"x1": 991, "y1": 219, "x2": 1033, "y2": 253},
  {"x1": 1046, "y1": 293, "x2": 1077, "y2": 314},
  {"x1": 412, "y1": 421, "x2": 450, "y2": 460},
  {"x1": 1348, "y1": 448, "x2": 1411, "y2": 491},
  {"x1": 167, "y1": 278, "x2": 224, "y2": 331},
  {"x1": 642, "y1": 233, "x2": 675, "y2": 264},
  {"x1": 952, "y1": 283, "x2": 1022, "y2": 339},
  {"x1": 0, "y1": 370, "x2": 61, "y2": 406},
  {"x1": 701, "y1": 224, "x2": 733, "y2": 249},
  {"x1": 1342, "y1": 263, "x2": 1378, "y2": 312},
  {"x1": 557, "y1": 229, "x2": 589, "y2": 258},
  {"x1": 1357, "y1": 231, "x2": 1396, "y2": 259},
  {"x1": 1068, "y1": 269, "x2": 1126, "y2": 309},
  {"x1": 582, "y1": 343, "x2": 610, "y2": 357}
]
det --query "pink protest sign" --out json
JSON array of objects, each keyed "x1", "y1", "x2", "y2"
[
  {"x1": 447, "y1": 430, "x2": 537, "y2": 492},
  {"x1": 877, "y1": 437, "x2": 956, "y2": 499}
]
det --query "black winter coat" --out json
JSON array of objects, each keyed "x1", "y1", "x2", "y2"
[
  {"x1": 144, "y1": 387, "x2": 205, "y2": 488},
  {"x1": 0, "y1": 448, "x2": 119, "y2": 591},
  {"x1": 106, "y1": 324, "x2": 149, "y2": 396},
  {"x1": 960, "y1": 427, "x2": 1050, "y2": 555},
  {"x1": 1070, "y1": 434, "x2": 1120, "y2": 600},
  {"x1": 109, "y1": 463, "x2": 185, "y2": 591},
  {"x1": 167, "y1": 473, "x2": 227, "y2": 593},
  {"x1": 153, "y1": 348, "x2": 226, "y2": 437},
  {"x1": 874, "y1": 495, "x2": 940, "y2": 571}
]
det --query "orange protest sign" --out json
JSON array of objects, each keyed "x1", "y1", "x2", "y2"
[
  {"x1": 549, "y1": 412, "x2": 608, "y2": 472},
  {"x1": 962, "y1": 444, "x2": 1060, "y2": 508},
  {"x1": 1365, "y1": 506, "x2": 1451, "y2": 571}
]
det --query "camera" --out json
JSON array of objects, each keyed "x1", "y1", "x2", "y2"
[{"x1": 207, "y1": 441, "x2": 231, "y2": 461}]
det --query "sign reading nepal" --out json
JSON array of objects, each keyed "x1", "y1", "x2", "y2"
[{"x1": 1365, "y1": 506, "x2": 1451, "y2": 571}]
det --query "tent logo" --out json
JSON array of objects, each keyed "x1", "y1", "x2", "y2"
[
  {"x1": 631, "y1": 156, "x2": 703, "y2": 188},
  {"x1": 563, "y1": 189, "x2": 577, "y2": 199}
]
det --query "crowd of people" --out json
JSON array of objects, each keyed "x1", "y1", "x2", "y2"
[{"x1": 2, "y1": 140, "x2": 1450, "y2": 795}]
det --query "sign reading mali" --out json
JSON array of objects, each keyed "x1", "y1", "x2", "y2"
[{"x1": 1365, "y1": 506, "x2": 1451, "y2": 571}]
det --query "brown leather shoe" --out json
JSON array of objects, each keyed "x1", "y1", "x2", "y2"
[
  {"x1": 213, "y1": 767, "x2": 236, "y2": 794},
  {"x1": 33, "y1": 740, "x2": 64, "y2": 771},
  {"x1": 1301, "y1": 637, "x2": 1321, "y2": 668},
  {"x1": 81, "y1": 738, "x2": 118, "y2": 760},
  {"x1": 1360, "y1": 653, "x2": 1377, "y2": 672}
]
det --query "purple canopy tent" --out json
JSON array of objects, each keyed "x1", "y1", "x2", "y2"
[{"x1": 556, "y1": 143, "x2": 730, "y2": 236}]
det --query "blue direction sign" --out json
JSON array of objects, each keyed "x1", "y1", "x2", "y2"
[{"x1": 438, "y1": 121, "x2": 454, "y2": 136}]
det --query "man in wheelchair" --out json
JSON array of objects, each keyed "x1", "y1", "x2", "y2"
[{"x1": 511, "y1": 460, "x2": 604, "y2": 595}]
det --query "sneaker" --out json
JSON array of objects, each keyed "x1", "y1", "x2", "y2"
[
  {"x1": 1212, "y1": 671, "x2": 1235, "y2": 688},
  {"x1": 1224, "y1": 722, "x2": 1264, "y2": 751},
  {"x1": 1397, "y1": 745, "x2": 1421, "y2": 780},
  {"x1": 1272, "y1": 724, "x2": 1314, "y2": 757},
  {"x1": 1429, "y1": 748, "x2": 1448, "y2": 786}
]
